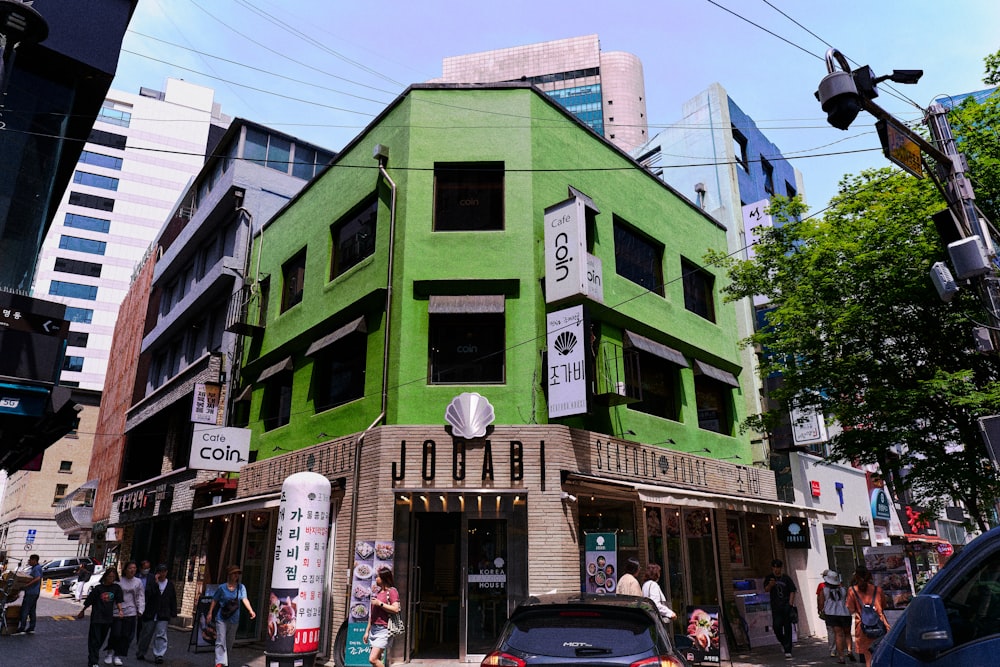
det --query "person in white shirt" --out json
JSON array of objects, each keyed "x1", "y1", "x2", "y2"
[
  {"x1": 105, "y1": 561, "x2": 145, "y2": 665},
  {"x1": 641, "y1": 563, "x2": 677, "y2": 623}
]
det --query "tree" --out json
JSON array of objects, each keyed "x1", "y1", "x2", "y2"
[{"x1": 717, "y1": 158, "x2": 1000, "y2": 530}]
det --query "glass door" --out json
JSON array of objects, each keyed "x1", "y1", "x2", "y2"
[{"x1": 465, "y1": 519, "x2": 509, "y2": 658}]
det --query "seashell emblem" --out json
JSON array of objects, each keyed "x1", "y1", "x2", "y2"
[
  {"x1": 444, "y1": 392, "x2": 495, "y2": 439},
  {"x1": 553, "y1": 331, "x2": 578, "y2": 356}
]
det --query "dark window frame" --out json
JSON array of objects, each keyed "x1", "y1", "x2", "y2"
[
  {"x1": 613, "y1": 217, "x2": 665, "y2": 296},
  {"x1": 280, "y1": 249, "x2": 307, "y2": 312},
  {"x1": 761, "y1": 156, "x2": 775, "y2": 195},
  {"x1": 625, "y1": 349, "x2": 681, "y2": 421},
  {"x1": 54, "y1": 257, "x2": 102, "y2": 278},
  {"x1": 694, "y1": 375, "x2": 733, "y2": 435},
  {"x1": 433, "y1": 162, "x2": 505, "y2": 231},
  {"x1": 261, "y1": 370, "x2": 293, "y2": 431},
  {"x1": 682, "y1": 258, "x2": 716, "y2": 322},
  {"x1": 732, "y1": 126, "x2": 749, "y2": 172},
  {"x1": 330, "y1": 196, "x2": 377, "y2": 279},
  {"x1": 311, "y1": 333, "x2": 368, "y2": 412},
  {"x1": 428, "y1": 312, "x2": 506, "y2": 384}
]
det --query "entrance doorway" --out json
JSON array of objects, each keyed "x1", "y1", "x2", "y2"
[{"x1": 398, "y1": 492, "x2": 527, "y2": 663}]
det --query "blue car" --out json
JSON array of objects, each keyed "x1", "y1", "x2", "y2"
[{"x1": 872, "y1": 524, "x2": 1000, "y2": 666}]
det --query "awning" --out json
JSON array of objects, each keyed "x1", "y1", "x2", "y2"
[
  {"x1": 564, "y1": 472, "x2": 834, "y2": 519},
  {"x1": 693, "y1": 360, "x2": 740, "y2": 388},
  {"x1": 193, "y1": 492, "x2": 282, "y2": 520},
  {"x1": 624, "y1": 331, "x2": 688, "y2": 367},
  {"x1": 305, "y1": 315, "x2": 367, "y2": 356},
  {"x1": 257, "y1": 356, "x2": 292, "y2": 382},
  {"x1": 428, "y1": 294, "x2": 505, "y2": 314},
  {"x1": 234, "y1": 385, "x2": 253, "y2": 402}
]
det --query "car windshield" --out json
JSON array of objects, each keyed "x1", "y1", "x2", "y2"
[{"x1": 506, "y1": 608, "x2": 659, "y2": 658}]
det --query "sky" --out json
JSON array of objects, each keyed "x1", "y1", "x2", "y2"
[{"x1": 110, "y1": 0, "x2": 1000, "y2": 212}]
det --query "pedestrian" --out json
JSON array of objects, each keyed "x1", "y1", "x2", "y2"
[
  {"x1": 76, "y1": 560, "x2": 95, "y2": 603},
  {"x1": 105, "y1": 561, "x2": 144, "y2": 665},
  {"x1": 363, "y1": 566, "x2": 400, "y2": 667},
  {"x1": 616, "y1": 558, "x2": 643, "y2": 596},
  {"x1": 15, "y1": 553, "x2": 42, "y2": 634},
  {"x1": 762, "y1": 558, "x2": 798, "y2": 659},
  {"x1": 77, "y1": 568, "x2": 125, "y2": 667},
  {"x1": 847, "y1": 565, "x2": 891, "y2": 665},
  {"x1": 136, "y1": 563, "x2": 177, "y2": 664},
  {"x1": 817, "y1": 568, "x2": 837, "y2": 657},
  {"x1": 207, "y1": 565, "x2": 256, "y2": 667},
  {"x1": 135, "y1": 559, "x2": 152, "y2": 639},
  {"x1": 821, "y1": 570, "x2": 856, "y2": 663},
  {"x1": 640, "y1": 563, "x2": 677, "y2": 622}
]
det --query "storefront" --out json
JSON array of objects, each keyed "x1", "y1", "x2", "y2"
[{"x1": 233, "y1": 422, "x2": 825, "y2": 664}]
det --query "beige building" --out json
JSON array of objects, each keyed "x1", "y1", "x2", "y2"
[
  {"x1": 435, "y1": 34, "x2": 648, "y2": 152},
  {"x1": 0, "y1": 393, "x2": 100, "y2": 562}
]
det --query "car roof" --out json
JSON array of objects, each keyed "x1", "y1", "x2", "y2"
[{"x1": 514, "y1": 593, "x2": 660, "y2": 614}]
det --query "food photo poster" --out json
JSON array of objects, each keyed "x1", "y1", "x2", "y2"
[{"x1": 346, "y1": 539, "x2": 396, "y2": 666}]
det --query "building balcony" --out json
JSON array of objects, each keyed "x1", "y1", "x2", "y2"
[{"x1": 225, "y1": 284, "x2": 264, "y2": 336}]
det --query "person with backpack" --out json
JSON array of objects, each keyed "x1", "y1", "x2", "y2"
[
  {"x1": 821, "y1": 570, "x2": 856, "y2": 664},
  {"x1": 847, "y1": 565, "x2": 891, "y2": 665}
]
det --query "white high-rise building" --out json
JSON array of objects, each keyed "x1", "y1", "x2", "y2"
[{"x1": 34, "y1": 79, "x2": 230, "y2": 391}]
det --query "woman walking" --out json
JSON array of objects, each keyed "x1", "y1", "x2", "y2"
[
  {"x1": 821, "y1": 570, "x2": 856, "y2": 664},
  {"x1": 363, "y1": 567, "x2": 400, "y2": 667},
  {"x1": 847, "y1": 565, "x2": 891, "y2": 665},
  {"x1": 640, "y1": 563, "x2": 677, "y2": 623},
  {"x1": 207, "y1": 565, "x2": 256, "y2": 667}
]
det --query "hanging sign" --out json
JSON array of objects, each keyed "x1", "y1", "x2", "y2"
[
  {"x1": 547, "y1": 305, "x2": 587, "y2": 418},
  {"x1": 583, "y1": 532, "x2": 617, "y2": 594},
  {"x1": 266, "y1": 472, "x2": 331, "y2": 659},
  {"x1": 191, "y1": 382, "x2": 222, "y2": 424}
]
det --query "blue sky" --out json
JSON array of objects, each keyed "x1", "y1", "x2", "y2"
[{"x1": 113, "y1": 0, "x2": 1000, "y2": 211}]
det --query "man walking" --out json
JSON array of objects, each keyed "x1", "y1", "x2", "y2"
[
  {"x1": 136, "y1": 564, "x2": 176, "y2": 664},
  {"x1": 107, "y1": 561, "x2": 145, "y2": 665},
  {"x1": 15, "y1": 553, "x2": 43, "y2": 634},
  {"x1": 763, "y1": 558, "x2": 798, "y2": 659}
]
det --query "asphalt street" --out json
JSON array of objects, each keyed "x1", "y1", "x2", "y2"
[{"x1": 1, "y1": 590, "x2": 849, "y2": 667}]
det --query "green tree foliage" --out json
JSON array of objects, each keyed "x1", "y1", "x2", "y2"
[
  {"x1": 720, "y1": 145, "x2": 1000, "y2": 529},
  {"x1": 984, "y1": 49, "x2": 1000, "y2": 87}
]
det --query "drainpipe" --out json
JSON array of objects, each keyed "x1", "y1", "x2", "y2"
[{"x1": 343, "y1": 144, "x2": 397, "y2": 625}]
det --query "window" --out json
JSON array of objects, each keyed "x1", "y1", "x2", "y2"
[
  {"x1": 786, "y1": 181, "x2": 797, "y2": 199},
  {"x1": 281, "y1": 249, "x2": 306, "y2": 312},
  {"x1": 434, "y1": 162, "x2": 504, "y2": 231},
  {"x1": 761, "y1": 156, "x2": 774, "y2": 195},
  {"x1": 244, "y1": 127, "x2": 269, "y2": 166},
  {"x1": 67, "y1": 332, "x2": 89, "y2": 347},
  {"x1": 63, "y1": 356, "x2": 84, "y2": 372},
  {"x1": 53, "y1": 484, "x2": 69, "y2": 505},
  {"x1": 65, "y1": 307, "x2": 94, "y2": 324},
  {"x1": 626, "y1": 349, "x2": 680, "y2": 421},
  {"x1": 429, "y1": 312, "x2": 505, "y2": 384},
  {"x1": 331, "y1": 197, "x2": 377, "y2": 278},
  {"x1": 68, "y1": 191, "x2": 115, "y2": 212},
  {"x1": 245, "y1": 128, "x2": 298, "y2": 175},
  {"x1": 311, "y1": 331, "x2": 367, "y2": 412},
  {"x1": 79, "y1": 150, "x2": 123, "y2": 170},
  {"x1": 65, "y1": 213, "x2": 111, "y2": 233},
  {"x1": 614, "y1": 218, "x2": 664, "y2": 296},
  {"x1": 87, "y1": 128, "x2": 127, "y2": 150},
  {"x1": 98, "y1": 103, "x2": 132, "y2": 127},
  {"x1": 293, "y1": 146, "x2": 318, "y2": 180},
  {"x1": 59, "y1": 460, "x2": 72, "y2": 473},
  {"x1": 266, "y1": 135, "x2": 291, "y2": 172},
  {"x1": 682, "y1": 258, "x2": 715, "y2": 322},
  {"x1": 257, "y1": 278, "x2": 270, "y2": 327},
  {"x1": 732, "y1": 126, "x2": 749, "y2": 172},
  {"x1": 261, "y1": 369, "x2": 293, "y2": 431},
  {"x1": 695, "y1": 375, "x2": 732, "y2": 434},
  {"x1": 60, "y1": 235, "x2": 107, "y2": 255},
  {"x1": 49, "y1": 280, "x2": 98, "y2": 300},
  {"x1": 74, "y1": 171, "x2": 119, "y2": 191},
  {"x1": 54, "y1": 257, "x2": 102, "y2": 278}
]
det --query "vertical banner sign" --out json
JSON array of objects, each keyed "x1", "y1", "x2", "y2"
[
  {"x1": 266, "y1": 472, "x2": 331, "y2": 660},
  {"x1": 346, "y1": 540, "x2": 396, "y2": 666},
  {"x1": 191, "y1": 382, "x2": 222, "y2": 424},
  {"x1": 547, "y1": 305, "x2": 586, "y2": 418},
  {"x1": 741, "y1": 199, "x2": 772, "y2": 260},
  {"x1": 583, "y1": 532, "x2": 617, "y2": 594},
  {"x1": 544, "y1": 198, "x2": 588, "y2": 303}
]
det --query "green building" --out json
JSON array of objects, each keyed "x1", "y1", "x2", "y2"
[{"x1": 221, "y1": 84, "x2": 818, "y2": 663}]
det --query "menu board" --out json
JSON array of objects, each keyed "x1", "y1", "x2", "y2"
[
  {"x1": 583, "y1": 532, "x2": 617, "y2": 594},
  {"x1": 345, "y1": 540, "x2": 396, "y2": 667},
  {"x1": 864, "y1": 545, "x2": 915, "y2": 610},
  {"x1": 266, "y1": 472, "x2": 331, "y2": 657},
  {"x1": 683, "y1": 605, "x2": 721, "y2": 665}
]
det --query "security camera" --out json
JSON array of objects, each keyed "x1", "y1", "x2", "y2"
[{"x1": 560, "y1": 492, "x2": 577, "y2": 502}]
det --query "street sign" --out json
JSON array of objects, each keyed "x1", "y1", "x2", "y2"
[
  {"x1": 0, "y1": 309, "x2": 65, "y2": 336},
  {"x1": 26, "y1": 529, "x2": 36, "y2": 543},
  {"x1": 876, "y1": 118, "x2": 923, "y2": 178}
]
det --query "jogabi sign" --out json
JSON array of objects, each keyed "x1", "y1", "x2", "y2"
[{"x1": 189, "y1": 423, "x2": 251, "y2": 472}]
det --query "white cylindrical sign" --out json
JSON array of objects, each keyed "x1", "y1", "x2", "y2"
[{"x1": 266, "y1": 472, "x2": 332, "y2": 657}]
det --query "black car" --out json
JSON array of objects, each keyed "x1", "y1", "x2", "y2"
[
  {"x1": 482, "y1": 593, "x2": 690, "y2": 667},
  {"x1": 39, "y1": 556, "x2": 99, "y2": 580}
]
